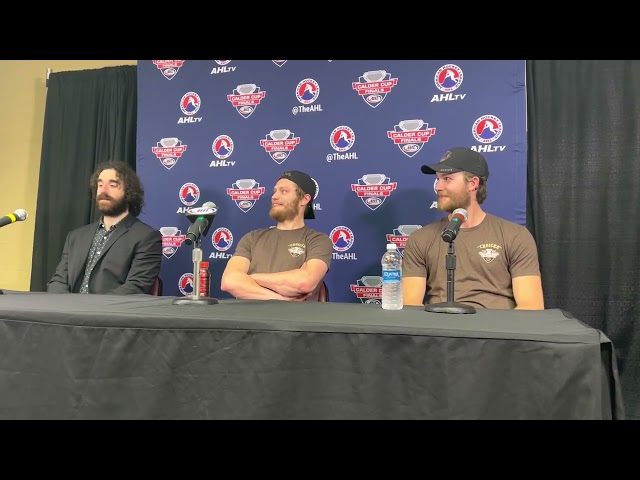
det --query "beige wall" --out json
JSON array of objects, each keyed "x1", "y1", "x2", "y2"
[{"x1": 0, "y1": 60, "x2": 137, "y2": 291}]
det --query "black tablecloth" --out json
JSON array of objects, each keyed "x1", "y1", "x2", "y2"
[{"x1": 0, "y1": 291, "x2": 624, "y2": 419}]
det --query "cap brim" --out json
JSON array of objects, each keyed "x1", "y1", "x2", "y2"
[{"x1": 421, "y1": 164, "x2": 463, "y2": 175}]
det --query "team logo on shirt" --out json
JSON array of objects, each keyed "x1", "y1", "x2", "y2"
[
  {"x1": 227, "y1": 83, "x2": 266, "y2": 118},
  {"x1": 351, "y1": 174, "x2": 398, "y2": 211},
  {"x1": 152, "y1": 137, "x2": 188, "y2": 170},
  {"x1": 387, "y1": 119, "x2": 436, "y2": 157},
  {"x1": 159, "y1": 227, "x2": 186, "y2": 259},
  {"x1": 226, "y1": 179, "x2": 266, "y2": 213},
  {"x1": 477, "y1": 243, "x2": 503, "y2": 263},
  {"x1": 153, "y1": 60, "x2": 185, "y2": 80},
  {"x1": 288, "y1": 243, "x2": 306, "y2": 257},
  {"x1": 178, "y1": 273, "x2": 194, "y2": 296},
  {"x1": 386, "y1": 225, "x2": 422, "y2": 255},
  {"x1": 350, "y1": 276, "x2": 382, "y2": 304},
  {"x1": 260, "y1": 129, "x2": 301, "y2": 164},
  {"x1": 352, "y1": 70, "x2": 398, "y2": 108}
]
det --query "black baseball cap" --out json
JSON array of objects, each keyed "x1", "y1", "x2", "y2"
[
  {"x1": 278, "y1": 170, "x2": 316, "y2": 219},
  {"x1": 421, "y1": 147, "x2": 489, "y2": 179}
]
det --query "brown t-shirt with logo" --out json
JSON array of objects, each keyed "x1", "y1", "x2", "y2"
[
  {"x1": 403, "y1": 213, "x2": 541, "y2": 309},
  {"x1": 233, "y1": 226, "x2": 332, "y2": 301}
]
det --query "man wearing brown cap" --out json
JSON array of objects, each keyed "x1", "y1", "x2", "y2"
[
  {"x1": 402, "y1": 147, "x2": 544, "y2": 310},
  {"x1": 221, "y1": 170, "x2": 332, "y2": 301}
]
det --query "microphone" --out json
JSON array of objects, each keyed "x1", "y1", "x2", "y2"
[
  {"x1": 184, "y1": 202, "x2": 218, "y2": 245},
  {"x1": 0, "y1": 209, "x2": 28, "y2": 229},
  {"x1": 441, "y1": 208, "x2": 467, "y2": 243}
]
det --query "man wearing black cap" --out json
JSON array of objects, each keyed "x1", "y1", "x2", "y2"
[
  {"x1": 402, "y1": 147, "x2": 544, "y2": 310},
  {"x1": 221, "y1": 170, "x2": 332, "y2": 301}
]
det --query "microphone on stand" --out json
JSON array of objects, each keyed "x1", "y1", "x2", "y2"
[
  {"x1": 172, "y1": 201, "x2": 219, "y2": 306},
  {"x1": 0, "y1": 209, "x2": 28, "y2": 229},
  {"x1": 184, "y1": 202, "x2": 218, "y2": 245},
  {"x1": 441, "y1": 208, "x2": 467, "y2": 243},
  {"x1": 425, "y1": 208, "x2": 476, "y2": 314}
]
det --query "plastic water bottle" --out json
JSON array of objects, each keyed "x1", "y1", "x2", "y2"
[{"x1": 381, "y1": 243, "x2": 403, "y2": 310}]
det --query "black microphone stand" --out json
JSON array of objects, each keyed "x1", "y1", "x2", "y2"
[
  {"x1": 172, "y1": 237, "x2": 219, "y2": 306},
  {"x1": 424, "y1": 240, "x2": 476, "y2": 314}
]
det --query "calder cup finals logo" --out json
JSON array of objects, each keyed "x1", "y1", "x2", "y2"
[
  {"x1": 153, "y1": 60, "x2": 185, "y2": 80},
  {"x1": 227, "y1": 179, "x2": 266, "y2": 213},
  {"x1": 386, "y1": 225, "x2": 422, "y2": 255},
  {"x1": 227, "y1": 83, "x2": 267, "y2": 118},
  {"x1": 352, "y1": 70, "x2": 398, "y2": 108},
  {"x1": 351, "y1": 174, "x2": 397, "y2": 211},
  {"x1": 260, "y1": 129, "x2": 301, "y2": 164},
  {"x1": 160, "y1": 227, "x2": 187, "y2": 259},
  {"x1": 152, "y1": 137, "x2": 188, "y2": 170},
  {"x1": 387, "y1": 119, "x2": 436, "y2": 157},
  {"x1": 350, "y1": 276, "x2": 382, "y2": 304},
  {"x1": 273, "y1": 60, "x2": 287, "y2": 67}
]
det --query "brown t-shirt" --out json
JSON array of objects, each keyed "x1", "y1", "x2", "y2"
[
  {"x1": 233, "y1": 226, "x2": 332, "y2": 301},
  {"x1": 403, "y1": 213, "x2": 541, "y2": 309}
]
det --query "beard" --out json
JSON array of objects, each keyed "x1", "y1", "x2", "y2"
[
  {"x1": 269, "y1": 200, "x2": 299, "y2": 222},
  {"x1": 97, "y1": 194, "x2": 128, "y2": 216},
  {"x1": 437, "y1": 189, "x2": 471, "y2": 213}
]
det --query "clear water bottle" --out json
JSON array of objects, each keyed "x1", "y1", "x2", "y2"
[{"x1": 381, "y1": 243, "x2": 403, "y2": 310}]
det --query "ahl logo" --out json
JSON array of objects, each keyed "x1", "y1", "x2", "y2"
[
  {"x1": 180, "y1": 92, "x2": 201, "y2": 116},
  {"x1": 212, "y1": 135, "x2": 234, "y2": 160},
  {"x1": 212, "y1": 227, "x2": 234, "y2": 252},
  {"x1": 152, "y1": 137, "x2": 188, "y2": 170},
  {"x1": 386, "y1": 225, "x2": 422, "y2": 255},
  {"x1": 211, "y1": 60, "x2": 237, "y2": 75},
  {"x1": 159, "y1": 227, "x2": 186, "y2": 259},
  {"x1": 472, "y1": 115, "x2": 503, "y2": 144},
  {"x1": 387, "y1": 119, "x2": 436, "y2": 157},
  {"x1": 330, "y1": 226, "x2": 354, "y2": 252},
  {"x1": 178, "y1": 273, "x2": 195, "y2": 296},
  {"x1": 179, "y1": 182, "x2": 200, "y2": 207},
  {"x1": 351, "y1": 174, "x2": 398, "y2": 211},
  {"x1": 227, "y1": 83, "x2": 266, "y2": 118},
  {"x1": 350, "y1": 276, "x2": 383, "y2": 304},
  {"x1": 153, "y1": 60, "x2": 185, "y2": 80},
  {"x1": 227, "y1": 179, "x2": 266, "y2": 213},
  {"x1": 272, "y1": 60, "x2": 287, "y2": 67},
  {"x1": 296, "y1": 78, "x2": 320, "y2": 104},
  {"x1": 352, "y1": 70, "x2": 398, "y2": 108},
  {"x1": 330, "y1": 126, "x2": 355, "y2": 152},
  {"x1": 260, "y1": 129, "x2": 301, "y2": 164},
  {"x1": 434, "y1": 64, "x2": 464, "y2": 92}
]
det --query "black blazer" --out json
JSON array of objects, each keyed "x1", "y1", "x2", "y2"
[{"x1": 47, "y1": 214, "x2": 162, "y2": 294}]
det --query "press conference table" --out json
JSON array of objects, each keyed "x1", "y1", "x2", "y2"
[{"x1": 0, "y1": 291, "x2": 624, "y2": 420}]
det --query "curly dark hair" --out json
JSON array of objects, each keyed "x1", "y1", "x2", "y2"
[{"x1": 89, "y1": 161, "x2": 145, "y2": 217}]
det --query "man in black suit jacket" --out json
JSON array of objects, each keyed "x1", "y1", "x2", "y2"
[{"x1": 47, "y1": 161, "x2": 162, "y2": 295}]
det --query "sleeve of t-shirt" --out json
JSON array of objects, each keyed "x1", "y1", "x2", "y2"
[
  {"x1": 509, "y1": 227, "x2": 541, "y2": 278},
  {"x1": 233, "y1": 230, "x2": 255, "y2": 261},
  {"x1": 402, "y1": 230, "x2": 428, "y2": 278},
  {"x1": 307, "y1": 232, "x2": 333, "y2": 270}
]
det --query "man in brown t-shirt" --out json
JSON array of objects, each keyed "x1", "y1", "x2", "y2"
[
  {"x1": 403, "y1": 148, "x2": 544, "y2": 310},
  {"x1": 221, "y1": 170, "x2": 332, "y2": 301}
]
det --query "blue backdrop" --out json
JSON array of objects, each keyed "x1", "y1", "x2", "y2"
[{"x1": 136, "y1": 60, "x2": 527, "y2": 303}]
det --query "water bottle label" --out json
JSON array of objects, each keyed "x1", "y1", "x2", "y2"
[{"x1": 383, "y1": 269, "x2": 401, "y2": 282}]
